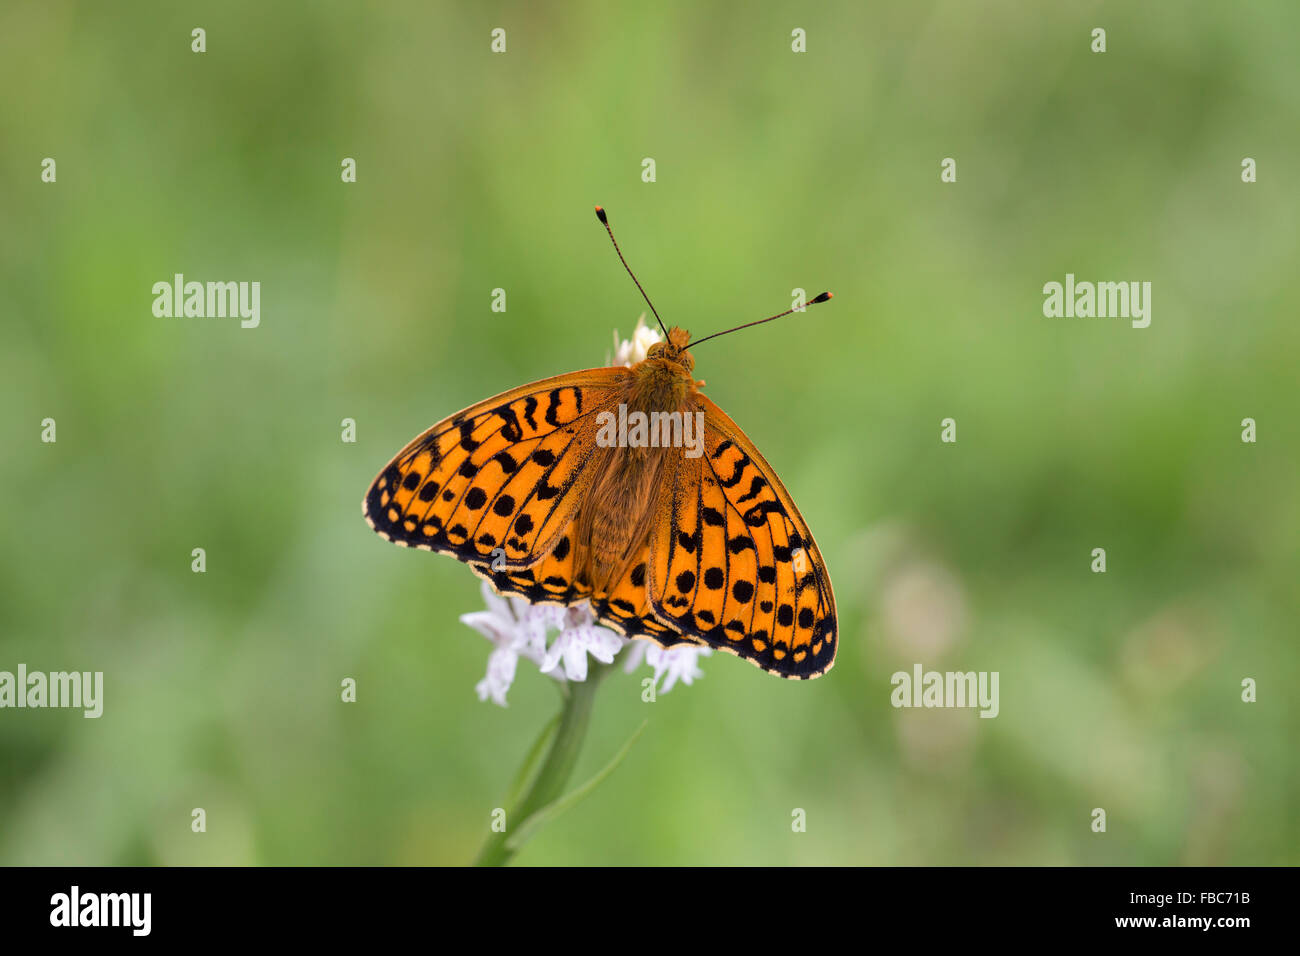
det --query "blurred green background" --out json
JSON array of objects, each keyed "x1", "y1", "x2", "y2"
[{"x1": 2, "y1": 1, "x2": 1296, "y2": 865}]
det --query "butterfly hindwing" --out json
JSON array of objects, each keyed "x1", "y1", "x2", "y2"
[
  {"x1": 467, "y1": 517, "x2": 590, "y2": 606},
  {"x1": 364, "y1": 368, "x2": 628, "y2": 567},
  {"x1": 588, "y1": 542, "x2": 700, "y2": 648},
  {"x1": 646, "y1": 396, "x2": 837, "y2": 679},
  {"x1": 465, "y1": 531, "x2": 699, "y2": 649}
]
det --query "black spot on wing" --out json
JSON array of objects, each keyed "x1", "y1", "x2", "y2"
[
  {"x1": 459, "y1": 420, "x2": 479, "y2": 452},
  {"x1": 743, "y1": 500, "x2": 783, "y2": 526},
  {"x1": 492, "y1": 404, "x2": 524, "y2": 442},
  {"x1": 728, "y1": 534, "x2": 755, "y2": 554},
  {"x1": 545, "y1": 389, "x2": 563, "y2": 426},
  {"x1": 736, "y1": 475, "x2": 767, "y2": 505}
]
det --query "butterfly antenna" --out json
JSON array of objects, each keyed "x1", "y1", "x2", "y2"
[
  {"x1": 687, "y1": 292, "x2": 833, "y2": 348},
  {"x1": 594, "y1": 206, "x2": 670, "y2": 339}
]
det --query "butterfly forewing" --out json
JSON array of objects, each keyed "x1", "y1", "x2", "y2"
[{"x1": 364, "y1": 369, "x2": 627, "y2": 567}]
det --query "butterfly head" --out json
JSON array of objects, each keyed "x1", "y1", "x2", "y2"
[{"x1": 645, "y1": 326, "x2": 695, "y2": 374}]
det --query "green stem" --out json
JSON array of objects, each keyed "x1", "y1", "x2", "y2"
[{"x1": 474, "y1": 663, "x2": 611, "y2": 866}]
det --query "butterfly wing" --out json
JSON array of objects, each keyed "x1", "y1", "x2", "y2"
[
  {"x1": 363, "y1": 368, "x2": 628, "y2": 583},
  {"x1": 364, "y1": 367, "x2": 835, "y2": 675},
  {"x1": 365, "y1": 365, "x2": 703, "y2": 648},
  {"x1": 645, "y1": 396, "x2": 838, "y2": 679}
]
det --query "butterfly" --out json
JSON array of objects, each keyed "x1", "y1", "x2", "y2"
[{"x1": 363, "y1": 207, "x2": 837, "y2": 679}]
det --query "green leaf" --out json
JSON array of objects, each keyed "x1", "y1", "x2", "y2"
[
  {"x1": 504, "y1": 713, "x2": 561, "y2": 811},
  {"x1": 505, "y1": 719, "x2": 648, "y2": 852}
]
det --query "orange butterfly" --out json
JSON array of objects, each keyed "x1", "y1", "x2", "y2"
[{"x1": 363, "y1": 208, "x2": 837, "y2": 679}]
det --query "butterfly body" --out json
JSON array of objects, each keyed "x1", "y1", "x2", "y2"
[{"x1": 577, "y1": 327, "x2": 697, "y2": 591}]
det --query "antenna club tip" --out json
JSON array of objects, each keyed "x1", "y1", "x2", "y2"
[
  {"x1": 594, "y1": 206, "x2": 608, "y2": 224},
  {"x1": 812, "y1": 291, "x2": 833, "y2": 303}
]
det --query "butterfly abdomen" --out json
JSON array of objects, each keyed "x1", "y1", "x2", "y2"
[{"x1": 578, "y1": 430, "x2": 670, "y2": 592}]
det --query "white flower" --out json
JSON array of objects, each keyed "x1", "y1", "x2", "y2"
[
  {"x1": 461, "y1": 582, "x2": 709, "y2": 705},
  {"x1": 541, "y1": 606, "x2": 625, "y2": 681},
  {"x1": 622, "y1": 640, "x2": 713, "y2": 692},
  {"x1": 460, "y1": 584, "x2": 556, "y2": 664},
  {"x1": 461, "y1": 584, "x2": 566, "y2": 705},
  {"x1": 610, "y1": 313, "x2": 661, "y2": 367},
  {"x1": 475, "y1": 647, "x2": 518, "y2": 707}
]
